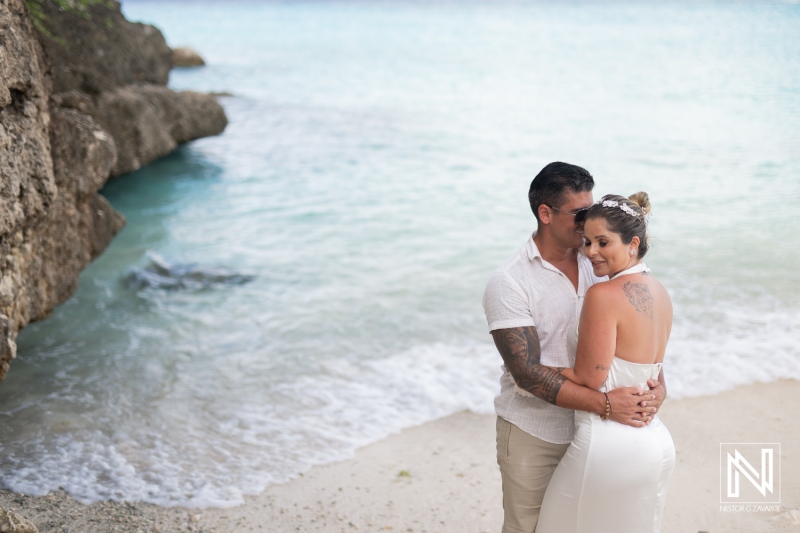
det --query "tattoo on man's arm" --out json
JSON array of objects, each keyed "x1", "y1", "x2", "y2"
[
  {"x1": 622, "y1": 281, "x2": 654, "y2": 320},
  {"x1": 491, "y1": 327, "x2": 567, "y2": 405},
  {"x1": 595, "y1": 364, "x2": 609, "y2": 371}
]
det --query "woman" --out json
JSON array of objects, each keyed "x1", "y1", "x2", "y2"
[{"x1": 535, "y1": 192, "x2": 675, "y2": 533}]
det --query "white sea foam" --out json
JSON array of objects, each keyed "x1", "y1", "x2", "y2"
[
  {"x1": 1, "y1": 342, "x2": 499, "y2": 507},
  {"x1": 666, "y1": 305, "x2": 800, "y2": 399}
]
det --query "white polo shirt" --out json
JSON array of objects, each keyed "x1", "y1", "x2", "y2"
[{"x1": 482, "y1": 232, "x2": 605, "y2": 444}]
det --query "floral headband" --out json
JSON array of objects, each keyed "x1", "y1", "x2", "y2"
[{"x1": 599, "y1": 199, "x2": 649, "y2": 225}]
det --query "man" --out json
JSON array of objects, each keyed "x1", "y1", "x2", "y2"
[{"x1": 482, "y1": 162, "x2": 666, "y2": 533}]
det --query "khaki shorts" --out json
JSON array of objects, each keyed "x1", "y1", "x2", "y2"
[{"x1": 496, "y1": 416, "x2": 570, "y2": 533}]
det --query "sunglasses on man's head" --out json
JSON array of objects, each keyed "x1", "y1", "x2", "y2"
[{"x1": 546, "y1": 205, "x2": 590, "y2": 225}]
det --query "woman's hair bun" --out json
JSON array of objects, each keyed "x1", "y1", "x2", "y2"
[{"x1": 628, "y1": 191, "x2": 651, "y2": 216}]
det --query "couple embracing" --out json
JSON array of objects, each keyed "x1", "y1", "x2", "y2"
[{"x1": 482, "y1": 162, "x2": 675, "y2": 533}]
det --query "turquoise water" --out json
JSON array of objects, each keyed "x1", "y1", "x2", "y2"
[{"x1": 0, "y1": 0, "x2": 798, "y2": 507}]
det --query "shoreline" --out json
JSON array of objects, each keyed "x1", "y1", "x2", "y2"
[{"x1": 2, "y1": 380, "x2": 799, "y2": 532}]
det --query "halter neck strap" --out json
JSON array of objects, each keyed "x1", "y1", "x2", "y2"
[{"x1": 610, "y1": 261, "x2": 650, "y2": 280}]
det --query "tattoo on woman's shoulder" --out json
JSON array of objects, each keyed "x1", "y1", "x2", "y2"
[{"x1": 622, "y1": 281, "x2": 654, "y2": 320}]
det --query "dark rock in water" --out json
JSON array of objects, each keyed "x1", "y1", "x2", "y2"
[{"x1": 126, "y1": 255, "x2": 255, "y2": 291}]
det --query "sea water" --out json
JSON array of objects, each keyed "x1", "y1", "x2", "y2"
[{"x1": 0, "y1": 0, "x2": 798, "y2": 508}]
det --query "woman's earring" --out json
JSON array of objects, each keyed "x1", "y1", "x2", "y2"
[{"x1": 629, "y1": 249, "x2": 635, "y2": 256}]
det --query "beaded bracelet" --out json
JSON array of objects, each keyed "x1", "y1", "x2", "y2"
[{"x1": 600, "y1": 392, "x2": 612, "y2": 420}]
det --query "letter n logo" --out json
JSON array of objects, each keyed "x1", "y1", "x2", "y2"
[{"x1": 720, "y1": 443, "x2": 781, "y2": 504}]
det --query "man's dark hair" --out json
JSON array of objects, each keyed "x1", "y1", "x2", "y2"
[{"x1": 528, "y1": 162, "x2": 595, "y2": 222}]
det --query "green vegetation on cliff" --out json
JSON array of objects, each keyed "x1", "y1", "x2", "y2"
[{"x1": 25, "y1": 0, "x2": 115, "y2": 39}]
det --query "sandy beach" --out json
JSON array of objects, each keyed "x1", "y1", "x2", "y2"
[{"x1": 2, "y1": 379, "x2": 798, "y2": 533}]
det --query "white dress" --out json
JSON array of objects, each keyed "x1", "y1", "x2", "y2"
[{"x1": 535, "y1": 356, "x2": 675, "y2": 533}]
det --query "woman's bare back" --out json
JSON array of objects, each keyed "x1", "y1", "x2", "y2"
[{"x1": 604, "y1": 271, "x2": 672, "y2": 365}]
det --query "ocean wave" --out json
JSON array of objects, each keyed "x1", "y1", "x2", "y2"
[{"x1": 0, "y1": 342, "x2": 499, "y2": 508}]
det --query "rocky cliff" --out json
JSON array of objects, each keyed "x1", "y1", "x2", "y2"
[{"x1": 0, "y1": 0, "x2": 228, "y2": 381}]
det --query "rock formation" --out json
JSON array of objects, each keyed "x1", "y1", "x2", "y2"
[
  {"x1": 33, "y1": 0, "x2": 228, "y2": 177},
  {"x1": 0, "y1": 506, "x2": 38, "y2": 533},
  {"x1": 0, "y1": 0, "x2": 228, "y2": 381},
  {"x1": 172, "y1": 47, "x2": 206, "y2": 68}
]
